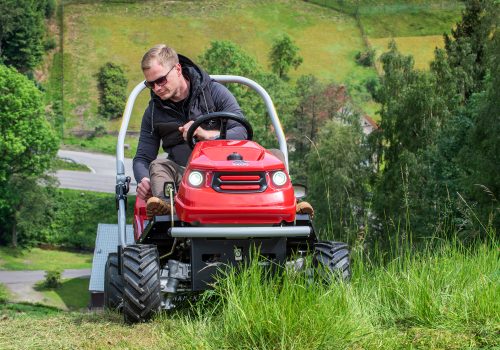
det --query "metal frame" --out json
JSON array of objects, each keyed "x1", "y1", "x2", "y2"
[{"x1": 116, "y1": 76, "x2": 289, "y2": 248}]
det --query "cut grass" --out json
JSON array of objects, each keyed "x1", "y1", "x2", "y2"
[
  {"x1": 0, "y1": 247, "x2": 92, "y2": 271},
  {"x1": 35, "y1": 277, "x2": 90, "y2": 311},
  {"x1": 62, "y1": 0, "x2": 371, "y2": 133}
]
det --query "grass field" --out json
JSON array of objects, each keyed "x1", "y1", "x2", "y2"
[
  {"x1": 61, "y1": 0, "x2": 372, "y2": 133},
  {"x1": 0, "y1": 247, "x2": 92, "y2": 271},
  {"x1": 35, "y1": 277, "x2": 90, "y2": 311},
  {"x1": 0, "y1": 239, "x2": 498, "y2": 349},
  {"x1": 370, "y1": 35, "x2": 445, "y2": 70}
]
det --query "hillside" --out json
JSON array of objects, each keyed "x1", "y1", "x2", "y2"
[{"x1": 51, "y1": 0, "x2": 462, "y2": 137}]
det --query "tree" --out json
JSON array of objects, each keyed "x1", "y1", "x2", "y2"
[
  {"x1": 199, "y1": 40, "x2": 296, "y2": 148},
  {"x1": 97, "y1": 62, "x2": 128, "y2": 120},
  {"x1": 443, "y1": 0, "x2": 496, "y2": 101},
  {"x1": 288, "y1": 75, "x2": 348, "y2": 183},
  {"x1": 458, "y1": 30, "x2": 500, "y2": 230},
  {"x1": 372, "y1": 42, "x2": 452, "y2": 243},
  {"x1": 269, "y1": 34, "x2": 303, "y2": 80},
  {"x1": 0, "y1": 64, "x2": 58, "y2": 246},
  {"x1": 0, "y1": 0, "x2": 47, "y2": 73},
  {"x1": 306, "y1": 119, "x2": 369, "y2": 242}
]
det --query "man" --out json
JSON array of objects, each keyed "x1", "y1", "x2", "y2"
[
  {"x1": 134, "y1": 44, "x2": 314, "y2": 218},
  {"x1": 133, "y1": 44, "x2": 247, "y2": 217}
]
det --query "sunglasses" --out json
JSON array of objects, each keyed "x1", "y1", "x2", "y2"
[{"x1": 144, "y1": 65, "x2": 176, "y2": 89}]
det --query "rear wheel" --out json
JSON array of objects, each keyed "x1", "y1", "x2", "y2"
[
  {"x1": 122, "y1": 244, "x2": 161, "y2": 323},
  {"x1": 104, "y1": 253, "x2": 123, "y2": 311},
  {"x1": 313, "y1": 241, "x2": 351, "y2": 281}
]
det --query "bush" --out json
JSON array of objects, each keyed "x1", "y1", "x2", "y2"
[
  {"x1": 364, "y1": 76, "x2": 380, "y2": 100},
  {"x1": 44, "y1": 37, "x2": 57, "y2": 51},
  {"x1": 97, "y1": 62, "x2": 128, "y2": 120},
  {"x1": 42, "y1": 270, "x2": 62, "y2": 289},
  {"x1": 355, "y1": 49, "x2": 375, "y2": 67}
]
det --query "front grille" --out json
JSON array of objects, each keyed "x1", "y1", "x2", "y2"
[{"x1": 212, "y1": 172, "x2": 267, "y2": 193}]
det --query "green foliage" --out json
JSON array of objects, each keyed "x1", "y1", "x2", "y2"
[
  {"x1": 0, "y1": 64, "x2": 58, "y2": 182},
  {"x1": 40, "y1": 270, "x2": 62, "y2": 289},
  {"x1": 269, "y1": 34, "x2": 303, "y2": 80},
  {"x1": 37, "y1": 189, "x2": 135, "y2": 250},
  {"x1": 0, "y1": 0, "x2": 47, "y2": 72},
  {"x1": 443, "y1": 0, "x2": 494, "y2": 100},
  {"x1": 355, "y1": 49, "x2": 375, "y2": 67},
  {"x1": 199, "y1": 41, "x2": 296, "y2": 148},
  {"x1": 307, "y1": 119, "x2": 369, "y2": 241},
  {"x1": 0, "y1": 64, "x2": 58, "y2": 246},
  {"x1": 288, "y1": 75, "x2": 348, "y2": 181},
  {"x1": 371, "y1": 1, "x2": 499, "y2": 244},
  {"x1": 97, "y1": 62, "x2": 128, "y2": 120}
]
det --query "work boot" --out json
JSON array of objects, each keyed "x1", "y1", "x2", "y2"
[
  {"x1": 296, "y1": 201, "x2": 314, "y2": 218},
  {"x1": 146, "y1": 197, "x2": 171, "y2": 218}
]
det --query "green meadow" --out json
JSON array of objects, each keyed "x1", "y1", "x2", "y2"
[{"x1": 61, "y1": 0, "x2": 373, "y2": 133}]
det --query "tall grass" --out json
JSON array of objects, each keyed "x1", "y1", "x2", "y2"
[{"x1": 156, "y1": 236, "x2": 499, "y2": 349}]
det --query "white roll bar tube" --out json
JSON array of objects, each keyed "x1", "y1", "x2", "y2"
[{"x1": 116, "y1": 76, "x2": 289, "y2": 247}]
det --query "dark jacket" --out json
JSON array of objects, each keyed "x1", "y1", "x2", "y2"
[{"x1": 133, "y1": 55, "x2": 247, "y2": 182}]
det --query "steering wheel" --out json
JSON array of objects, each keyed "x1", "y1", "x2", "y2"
[{"x1": 186, "y1": 112, "x2": 253, "y2": 149}]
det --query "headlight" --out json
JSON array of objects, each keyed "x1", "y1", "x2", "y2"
[
  {"x1": 188, "y1": 171, "x2": 204, "y2": 187},
  {"x1": 272, "y1": 171, "x2": 287, "y2": 186}
]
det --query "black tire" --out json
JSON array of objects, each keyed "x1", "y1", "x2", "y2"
[
  {"x1": 122, "y1": 244, "x2": 161, "y2": 323},
  {"x1": 104, "y1": 253, "x2": 123, "y2": 311},
  {"x1": 313, "y1": 241, "x2": 351, "y2": 281}
]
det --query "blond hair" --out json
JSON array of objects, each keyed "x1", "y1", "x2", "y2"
[{"x1": 141, "y1": 44, "x2": 179, "y2": 70}]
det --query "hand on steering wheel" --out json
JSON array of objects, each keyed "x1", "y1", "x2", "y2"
[{"x1": 186, "y1": 112, "x2": 253, "y2": 149}]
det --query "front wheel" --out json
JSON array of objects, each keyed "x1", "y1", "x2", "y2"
[
  {"x1": 313, "y1": 241, "x2": 351, "y2": 281},
  {"x1": 122, "y1": 244, "x2": 161, "y2": 323}
]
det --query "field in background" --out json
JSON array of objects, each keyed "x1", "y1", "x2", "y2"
[
  {"x1": 371, "y1": 35, "x2": 445, "y2": 70},
  {"x1": 62, "y1": 0, "x2": 371, "y2": 133},
  {"x1": 55, "y1": 0, "x2": 464, "y2": 151}
]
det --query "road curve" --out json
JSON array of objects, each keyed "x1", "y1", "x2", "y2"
[{"x1": 56, "y1": 150, "x2": 137, "y2": 194}]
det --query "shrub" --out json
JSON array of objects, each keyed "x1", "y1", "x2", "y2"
[
  {"x1": 42, "y1": 270, "x2": 62, "y2": 289},
  {"x1": 355, "y1": 49, "x2": 375, "y2": 67},
  {"x1": 97, "y1": 62, "x2": 128, "y2": 120}
]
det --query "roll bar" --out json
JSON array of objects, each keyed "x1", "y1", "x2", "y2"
[{"x1": 116, "y1": 75, "x2": 288, "y2": 247}]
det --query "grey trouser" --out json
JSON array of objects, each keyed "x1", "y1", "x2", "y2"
[
  {"x1": 149, "y1": 158, "x2": 185, "y2": 200},
  {"x1": 149, "y1": 149, "x2": 285, "y2": 200}
]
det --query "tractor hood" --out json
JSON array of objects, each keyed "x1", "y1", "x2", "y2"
[{"x1": 187, "y1": 140, "x2": 284, "y2": 171}]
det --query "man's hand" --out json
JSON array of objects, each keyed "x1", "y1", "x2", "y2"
[
  {"x1": 179, "y1": 121, "x2": 220, "y2": 141},
  {"x1": 136, "y1": 177, "x2": 152, "y2": 200}
]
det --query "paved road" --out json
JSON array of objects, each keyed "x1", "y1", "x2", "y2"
[
  {"x1": 57, "y1": 150, "x2": 137, "y2": 194},
  {"x1": 0, "y1": 269, "x2": 91, "y2": 283}
]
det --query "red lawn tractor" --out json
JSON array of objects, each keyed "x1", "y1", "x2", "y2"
[{"x1": 97, "y1": 76, "x2": 350, "y2": 323}]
